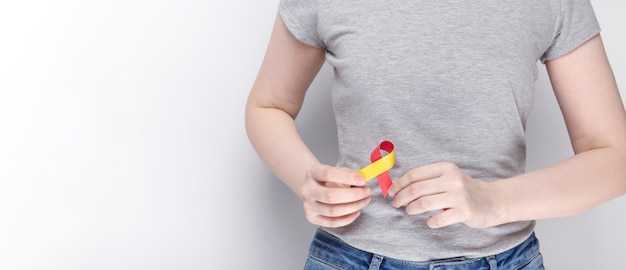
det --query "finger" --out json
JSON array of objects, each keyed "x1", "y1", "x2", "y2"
[
  {"x1": 426, "y1": 208, "x2": 462, "y2": 229},
  {"x1": 309, "y1": 164, "x2": 366, "y2": 187},
  {"x1": 307, "y1": 211, "x2": 363, "y2": 228},
  {"x1": 308, "y1": 185, "x2": 372, "y2": 205},
  {"x1": 404, "y1": 192, "x2": 450, "y2": 215},
  {"x1": 310, "y1": 196, "x2": 372, "y2": 218},
  {"x1": 391, "y1": 179, "x2": 446, "y2": 208},
  {"x1": 326, "y1": 182, "x2": 350, "y2": 188},
  {"x1": 388, "y1": 162, "x2": 448, "y2": 197}
]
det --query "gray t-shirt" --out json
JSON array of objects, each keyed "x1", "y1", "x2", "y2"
[{"x1": 278, "y1": 0, "x2": 600, "y2": 261}]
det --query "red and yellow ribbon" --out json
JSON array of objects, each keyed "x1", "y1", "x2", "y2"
[{"x1": 357, "y1": 141, "x2": 395, "y2": 197}]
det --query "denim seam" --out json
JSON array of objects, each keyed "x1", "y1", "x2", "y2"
[
  {"x1": 511, "y1": 251, "x2": 541, "y2": 270},
  {"x1": 431, "y1": 257, "x2": 481, "y2": 267},
  {"x1": 307, "y1": 254, "x2": 347, "y2": 270}
]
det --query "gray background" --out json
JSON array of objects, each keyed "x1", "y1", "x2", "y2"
[{"x1": 0, "y1": 0, "x2": 624, "y2": 269}]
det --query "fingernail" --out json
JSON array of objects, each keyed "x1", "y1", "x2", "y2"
[{"x1": 356, "y1": 175, "x2": 366, "y2": 185}]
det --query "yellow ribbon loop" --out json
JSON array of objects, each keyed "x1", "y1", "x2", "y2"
[
  {"x1": 357, "y1": 149, "x2": 395, "y2": 181},
  {"x1": 357, "y1": 141, "x2": 395, "y2": 197}
]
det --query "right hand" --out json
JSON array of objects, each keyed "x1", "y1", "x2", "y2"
[{"x1": 300, "y1": 164, "x2": 372, "y2": 228}]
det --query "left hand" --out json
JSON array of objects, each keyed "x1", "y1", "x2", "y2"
[{"x1": 387, "y1": 162, "x2": 503, "y2": 229}]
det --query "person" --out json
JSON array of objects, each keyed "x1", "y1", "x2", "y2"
[{"x1": 245, "y1": 0, "x2": 626, "y2": 269}]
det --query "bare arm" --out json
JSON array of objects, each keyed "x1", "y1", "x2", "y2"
[
  {"x1": 245, "y1": 14, "x2": 371, "y2": 228},
  {"x1": 245, "y1": 13, "x2": 326, "y2": 194},
  {"x1": 388, "y1": 34, "x2": 626, "y2": 228},
  {"x1": 492, "y1": 34, "x2": 626, "y2": 222}
]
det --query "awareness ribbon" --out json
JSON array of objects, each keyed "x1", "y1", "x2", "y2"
[{"x1": 357, "y1": 141, "x2": 395, "y2": 197}]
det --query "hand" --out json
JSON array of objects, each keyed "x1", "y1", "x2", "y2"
[
  {"x1": 300, "y1": 164, "x2": 372, "y2": 228},
  {"x1": 387, "y1": 162, "x2": 502, "y2": 229}
]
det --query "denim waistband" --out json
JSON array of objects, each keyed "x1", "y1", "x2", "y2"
[{"x1": 305, "y1": 228, "x2": 543, "y2": 270}]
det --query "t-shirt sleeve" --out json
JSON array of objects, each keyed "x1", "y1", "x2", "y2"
[
  {"x1": 541, "y1": 0, "x2": 601, "y2": 62},
  {"x1": 278, "y1": 0, "x2": 325, "y2": 48}
]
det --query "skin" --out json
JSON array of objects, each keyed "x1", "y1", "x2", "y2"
[{"x1": 245, "y1": 14, "x2": 626, "y2": 229}]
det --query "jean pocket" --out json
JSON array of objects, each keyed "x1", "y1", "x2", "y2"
[
  {"x1": 514, "y1": 252, "x2": 544, "y2": 270},
  {"x1": 304, "y1": 255, "x2": 345, "y2": 270}
]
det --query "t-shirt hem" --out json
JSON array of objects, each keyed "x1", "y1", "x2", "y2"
[
  {"x1": 541, "y1": 28, "x2": 601, "y2": 63},
  {"x1": 277, "y1": 6, "x2": 325, "y2": 49}
]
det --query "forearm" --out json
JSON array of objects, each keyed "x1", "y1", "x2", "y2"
[
  {"x1": 245, "y1": 106, "x2": 320, "y2": 197},
  {"x1": 491, "y1": 34, "x2": 626, "y2": 225},
  {"x1": 494, "y1": 147, "x2": 626, "y2": 224}
]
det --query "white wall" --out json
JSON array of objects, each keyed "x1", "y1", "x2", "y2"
[{"x1": 0, "y1": 1, "x2": 623, "y2": 269}]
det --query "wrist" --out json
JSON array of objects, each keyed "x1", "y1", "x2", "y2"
[{"x1": 487, "y1": 179, "x2": 513, "y2": 226}]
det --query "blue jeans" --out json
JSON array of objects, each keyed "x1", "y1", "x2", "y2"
[{"x1": 304, "y1": 228, "x2": 544, "y2": 270}]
